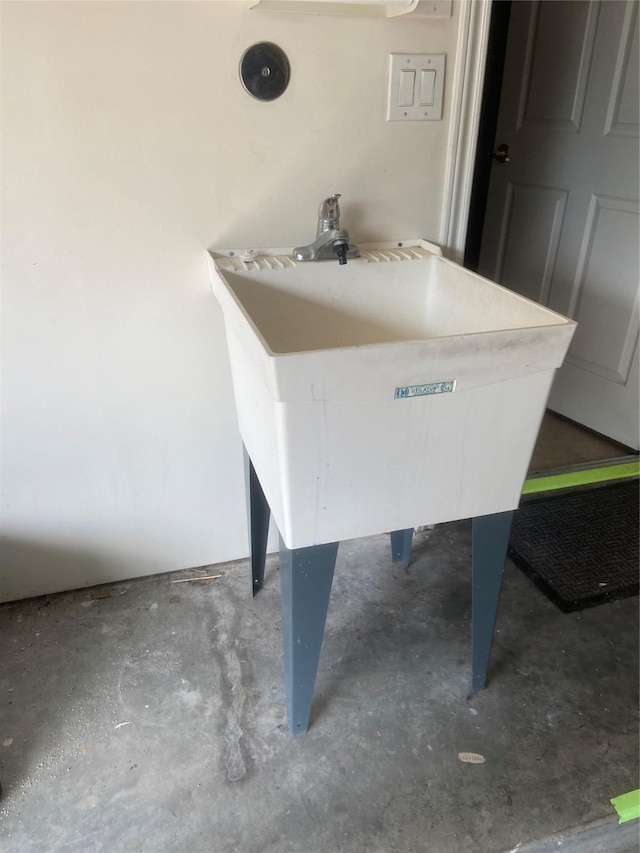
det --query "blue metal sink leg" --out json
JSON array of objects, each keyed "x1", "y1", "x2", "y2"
[
  {"x1": 390, "y1": 528, "x2": 414, "y2": 567},
  {"x1": 279, "y1": 536, "x2": 339, "y2": 735},
  {"x1": 471, "y1": 511, "x2": 514, "y2": 692},
  {"x1": 243, "y1": 445, "x2": 270, "y2": 596}
]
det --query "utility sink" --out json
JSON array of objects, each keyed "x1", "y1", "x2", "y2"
[{"x1": 208, "y1": 240, "x2": 576, "y2": 548}]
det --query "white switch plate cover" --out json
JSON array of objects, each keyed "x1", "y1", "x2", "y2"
[{"x1": 387, "y1": 53, "x2": 445, "y2": 121}]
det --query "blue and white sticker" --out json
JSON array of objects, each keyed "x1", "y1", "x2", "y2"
[{"x1": 394, "y1": 379, "x2": 456, "y2": 399}]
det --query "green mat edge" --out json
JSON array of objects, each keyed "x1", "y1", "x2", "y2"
[
  {"x1": 610, "y1": 788, "x2": 640, "y2": 824},
  {"x1": 523, "y1": 461, "x2": 640, "y2": 496}
]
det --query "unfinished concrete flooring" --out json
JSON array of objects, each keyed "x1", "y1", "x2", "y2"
[{"x1": 1, "y1": 522, "x2": 638, "y2": 853}]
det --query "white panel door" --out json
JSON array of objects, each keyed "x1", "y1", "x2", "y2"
[{"x1": 479, "y1": 0, "x2": 639, "y2": 449}]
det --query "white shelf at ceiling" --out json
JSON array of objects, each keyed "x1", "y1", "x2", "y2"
[{"x1": 249, "y1": 0, "x2": 452, "y2": 18}]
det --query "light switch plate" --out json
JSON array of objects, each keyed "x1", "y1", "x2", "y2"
[{"x1": 387, "y1": 53, "x2": 445, "y2": 121}]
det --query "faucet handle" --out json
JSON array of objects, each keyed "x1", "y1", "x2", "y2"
[{"x1": 317, "y1": 194, "x2": 342, "y2": 234}]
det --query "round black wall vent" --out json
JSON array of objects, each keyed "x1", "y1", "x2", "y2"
[{"x1": 240, "y1": 42, "x2": 290, "y2": 101}]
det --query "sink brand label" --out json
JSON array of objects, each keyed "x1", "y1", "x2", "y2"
[{"x1": 394, "y1": 380, "x2": 456, "y2": 399}]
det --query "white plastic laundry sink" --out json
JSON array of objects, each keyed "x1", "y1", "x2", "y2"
[{"x1": 208, "y1": 240, "x2": 576, "y2": 548}]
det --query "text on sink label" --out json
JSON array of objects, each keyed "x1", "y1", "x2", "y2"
[{"x1": 394, "y1": 380, "x2": 456, "y2": 399}]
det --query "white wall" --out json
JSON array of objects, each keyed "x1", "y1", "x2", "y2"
[{"x1": 1, "y1": 0, "x2": 460, "y2": 602}]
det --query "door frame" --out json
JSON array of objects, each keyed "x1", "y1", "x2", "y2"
[
  {"x1": 439, "y1": 0, "x2": 493, "y2": 262},
  {"x1": 462, "y1": 0, "x2": 512, "y2": 270}
]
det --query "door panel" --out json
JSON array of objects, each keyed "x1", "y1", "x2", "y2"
[
  {"x1": 479, "y1": 0, "x2": 639, "y2": 449},
  {"x1": 605, "y1": 0, "x2": 639, "y2": 136},
  {"x1": 496, "y1": 183, "x2": 567, "y2": 304},
  {"x1": 568, "y1": 195, "x2": 639, "y2": 384},
  {"x1": 519, "y1": 1, "x2": 599, "y2": 131}
]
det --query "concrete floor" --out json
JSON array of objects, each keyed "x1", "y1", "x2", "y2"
[{"x1": 1, "y1": 523, "x2": 638, "y2": 853}]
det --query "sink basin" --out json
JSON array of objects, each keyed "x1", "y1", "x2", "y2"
[{"x1": 208, "y1": 240, "x2": 576, "y2": 548}]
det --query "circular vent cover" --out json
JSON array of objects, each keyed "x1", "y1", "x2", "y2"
[{"x1": 240, "y1": 42, "x2": 290, "y2": 101}]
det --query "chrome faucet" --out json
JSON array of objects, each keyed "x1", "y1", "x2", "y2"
[{"x1": 292, "y1": 194, "x2": 360, "y2": 265}]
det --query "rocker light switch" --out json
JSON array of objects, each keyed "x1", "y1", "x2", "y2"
[
  {"x1": 399, "y1": 69, "x2": 416, "y2": 107},
  {"x1": 419, "y1": 69, "x2": 436, "y2": 105},
  {"x1": 387, "y1": 54, "x2": 445, "y2": 121}
]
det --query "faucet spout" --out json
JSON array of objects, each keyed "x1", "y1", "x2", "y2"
[{"x1": 334, "y1": 241, "x2": 348, "y2": 265}]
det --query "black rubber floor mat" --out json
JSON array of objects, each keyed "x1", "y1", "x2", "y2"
[{"x1": 508, "y1": 479, "x2": 639, "y2": 612}]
